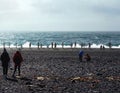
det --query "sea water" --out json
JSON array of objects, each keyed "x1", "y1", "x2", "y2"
[{"x1": 0, "y1": 31, "x2": 120, "y2": 48}]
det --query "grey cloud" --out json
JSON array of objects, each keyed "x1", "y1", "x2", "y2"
[{"x1": 0, "y1": 0, "x2": 120, "y2": 31}]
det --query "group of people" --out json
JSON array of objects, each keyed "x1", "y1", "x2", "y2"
[
  {"x1": 0, "y1": 48, "x2": 91, "y2": 80},
  {"x1": 0, "y1": 48, "x2": 23, "y2": 80},
  {"x1": 100, "y1": 45, "x2": 105, "y2": 50},
  {"x1": 79, "y1": 50, "x2": 91, "y2": 62}
]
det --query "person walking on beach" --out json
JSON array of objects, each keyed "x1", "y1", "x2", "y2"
[
  {"x1": 79, "y1": 50, "x2": 84, "y2": 62},
  {"x1": 12, "y1": 50, "x2": 23, "y2": 77},
  {"x1": 0, "y1": 48, "x2": 10, "y2": 79}
]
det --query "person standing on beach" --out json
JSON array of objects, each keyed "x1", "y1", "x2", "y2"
[
  {"x1": 88, "y1": 43, "x2": 91, "y2": 49},
  {"x1": 74, "y1": 42, "x2": 76, "y2": 48},
  {"x1": 37, "y1": 42, "x2": 39, "y2": 49},
  {"x1": 29, "y1": 42, "x2": 31, "y2": 48},
  {"x1": 62, "y1": 42, "x2": 64, "y2": 48},
  {"x1": 108, "y1": 42, "x2": 112, "y2": 49},
  {"x1": 79, "y1": 50, "x2": 84, "y2": 62},
  {"x1": 54, "y1": 42, "x2": 57, "y2": 48},
  {"x1": 0, "y1": 48, "x2": 10, "y2": 79},
  {"x1": 12, "y1": 50, "x2": 23, "y2": 77},
  {"x1": 71, "y1": 43, "x2": 73, "y2": 48},
  {"x1": 51, "y1": 42, "x2": 53, "y2": 48}
]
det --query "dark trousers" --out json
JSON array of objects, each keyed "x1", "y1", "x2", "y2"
[
  {"x1": 13, "y1": 65, "x2": 21, "y2": 76},
  {"x1": 79, "y1": 56, "x2": 83, "y2": 62},
  {"x1": 3, "y1": 65, "x2": 8, "y2": 75}
]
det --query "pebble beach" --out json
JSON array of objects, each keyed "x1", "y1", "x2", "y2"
[{"x1": 0, "y1": 48, "x2": 120, "y2": 93}]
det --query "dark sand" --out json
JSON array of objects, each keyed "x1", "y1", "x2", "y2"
[{"x1": 0, "y1": 48, "x2": 120, "y2": 93}]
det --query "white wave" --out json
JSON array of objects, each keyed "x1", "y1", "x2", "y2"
[
  {"x1": 0, "y1": 42, "x2": 120, "y2": 49},
  {"x1": 91, "y1": 43, "x2": 109, "y2": 48},
  {"x1": 112, "y1": 45, "x2": 120, "y2": 48},
  {"x1": 22, "y1": 42, "x2": 30, "y2": 48}
]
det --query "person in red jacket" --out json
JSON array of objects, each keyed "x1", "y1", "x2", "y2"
[
  {"x1": 12, "y1": 50, "x2": 23, "y2": 77},
  {"x1": 84, "y1": 53, "x2": 91, "y2": 61}
]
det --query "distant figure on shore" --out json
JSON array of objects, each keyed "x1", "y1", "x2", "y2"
[
  {"x1": 51, "y1": 42, "x2": 53, "y2": 48},
  {"x1": 3, "y1": 42, "x2": 5, "y2": 48},
  {"x1": 71, "y1": 43, "x2": 73, "y2": 48},
  {"x1": 74, "y1": 42, "x2": 76, "y2": 48},
  {"x1": 103, "y1": 46, "x2": 105, "y2": 50},
  {"x1": 29, "y1": 42, "x2": 31, "y2": 48},
  {"x1": 79, "y1": 50, "x2": 84, "y2": 62},
  {"x1": 12, "y1": 50, "x2": 23, "y2": 77},
  {"x1": 62, "y1": 42, "x2": 64, "y2": 48},
  {"x1": 21, "y1": 44, "x2": 23, "y2": 49},
  {"x1": 47, "y1": 44, "x2": 49, "y2": 48},
  {"x1": 40, "y1": 44, "x2": 42, "y2": 48},
  {"x1": 37, "y1": 42, "x2": 39, "y2": 49},
  {"x1": 9, "y1": 42, "x2": 10, "y2": 48},
  {"x1": 84, "y1": 54, "x2": 91, "y2": 61},
  {"x1": 54, "y1": 43, "x2": 57, "y2": 48},
  {"x1": 100, "y1": 45, "x2": 103, "y2": 50},
  {"x1": 15, "y1": 42, "x2": 17, "y2": 48},
  {"x1": 0, "y1": 48, "x2": 10, "y2": 80},
  {"x1": 88, "y1": 43, "x2": 91, "y2": 49},
  {"x1": 108, "y1": 42, "x2": 112, "y2": 49},
  {"x1": 81, "y1": 43, "x2": 84, "y2": 48},
  {"x1": 100, "y1": 45, "x2": 105, "y2": 50}
]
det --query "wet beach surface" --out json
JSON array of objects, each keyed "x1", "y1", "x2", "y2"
[{"x1": 0, "y1": 48, "x2": 120, "y2": 93}]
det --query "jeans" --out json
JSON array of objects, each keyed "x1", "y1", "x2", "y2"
[
  {"x1": 13, "y1": 65, "x2": 21, "y2": 76},
  {"x1": 3, "y1": 65, "x2": 8, "y2": 75}
]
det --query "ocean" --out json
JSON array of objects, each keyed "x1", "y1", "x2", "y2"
[{"x1": 0, "y1": 31, "x2": 120, "y2": 48}]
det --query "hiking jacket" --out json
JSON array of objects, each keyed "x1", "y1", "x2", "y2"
[
  {"x1": 13, "y1": 52, "x2": 23, "y2": 66},
  {"x1": 0, "y1": 52, "x2": 10, "y2": 67}
]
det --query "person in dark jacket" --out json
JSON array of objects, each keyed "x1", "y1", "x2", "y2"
[
  {"x1": 12, "y1": 50, "x2": 23, "y2": 77},
  {"x1": 0, "y1": 48, "x2": 10, "y2": 79}
]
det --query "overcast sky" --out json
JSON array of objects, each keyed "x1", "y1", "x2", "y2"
[{"x1": 0, "y1": 0, "x2": 120, "y2": 32}]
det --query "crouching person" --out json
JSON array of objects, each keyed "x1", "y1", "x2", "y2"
[
  {"x1": 12, "y1": 51, "x2": 23, "y2": 77},
  {"x1": 84, "y1": 54, "x2": 91, "y2": 61}
]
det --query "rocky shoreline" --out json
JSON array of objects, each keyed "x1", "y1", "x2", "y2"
[{"x1": 0, "y1": 48, "x2": 120, "y2": 93}]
